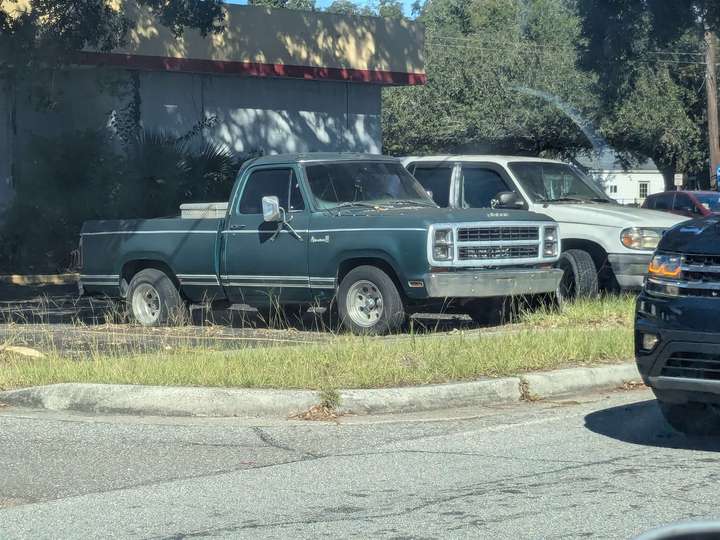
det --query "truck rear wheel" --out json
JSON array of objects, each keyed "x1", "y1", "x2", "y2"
[
  {"x1": 556, "y1": 249, "x2": 599, "y2": 301},
  {"x1": 127, "y1": 269, "x2": 187, "y2": 326},
  {"x1": 338, "y1": 266, "x2": 405, "y2": 335},
  {"x1": 658, "y1": 401, "x2": 720, "y2": 436}
]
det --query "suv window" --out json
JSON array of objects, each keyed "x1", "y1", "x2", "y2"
[
  {"x1": 410, "y1": 165, "x2": 453, "y2": 207},
  {"x1": 461, "y1": 166, "x2": 512, "y2": 208},
  {"x1": 238, "y1": 168, "x2": 305, "y2": 214},
  {"x1": 653, "y1": 193, "x2": 674, "y2": 211},
  {"x1": 673, "y1": 194, "x2": 694, "y2": 215}
]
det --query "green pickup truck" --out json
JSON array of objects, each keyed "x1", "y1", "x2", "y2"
[{"x1": 80, "y1": 153, "x2": 563, "y2": 334}]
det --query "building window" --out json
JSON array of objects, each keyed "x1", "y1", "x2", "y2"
[
  {"x1": 639, "y1": 182, "x2": 649, "y2": 199},
  {"x1": 608, "y1": 185, "x2": 617, "y2": 194}
]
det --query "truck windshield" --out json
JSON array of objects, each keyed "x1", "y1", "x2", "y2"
[
  {"x1": 304, "y1": 161, "x2": 435, "y2": 210},
  {"x1": 508, "y1": 162, "x2": 610, "y2": 203}
]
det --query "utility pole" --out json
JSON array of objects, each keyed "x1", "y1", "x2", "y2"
[{"x1": 705, "y1": 28, "x2": 720, "y2": 190}]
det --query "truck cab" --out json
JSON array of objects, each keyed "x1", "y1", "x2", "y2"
[{"x1": 403, "y1": 156, "x2": 687, "y2": 299}]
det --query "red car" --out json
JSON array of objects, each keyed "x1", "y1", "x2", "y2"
[{"x1": 642, "y1": 190, "x2": 720, "y2": 218}]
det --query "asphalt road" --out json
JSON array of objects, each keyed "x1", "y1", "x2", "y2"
[{"x1": 2, "y1": 388, "x2": 720, "y2": 539}]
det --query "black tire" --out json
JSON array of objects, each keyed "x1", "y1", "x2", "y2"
[
  {"x1": 465, "y1": 297, "x2": 509, "y2": 326},
  {"x1": 337, "y1": 265, "x2": 405, "y2": 335},
  {"x1": 556, "y1": 249, "x2": 599, "y2": 300},
  {"x1": 126, "y1": 269, "x2": 187, "y2": 326},
  {"x1": 658, "y1": 401, "x2": 720, "y2": 436}
]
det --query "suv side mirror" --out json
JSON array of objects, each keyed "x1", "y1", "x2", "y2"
[
  {"x1": 262, "y1": 196, "x2": 283, "y2": 222},
  {"x1": 497, "y1": 191, "x2": 523, "y2": 208}
]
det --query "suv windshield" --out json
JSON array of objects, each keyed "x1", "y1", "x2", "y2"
[
  {"x1": 508, "y1": 162, "x2": 610, "y2": 203},
  {"x1": 305, "y1": 161, "x2": 435, "y2": 210}
]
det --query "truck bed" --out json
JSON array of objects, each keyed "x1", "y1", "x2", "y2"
[{"x1": 80, "y1": 218, "x2": 223, "y2": 301}]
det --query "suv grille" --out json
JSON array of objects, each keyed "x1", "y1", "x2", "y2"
[
  {"x1": 661, "y1": 351, "x2": 720, "y2": 381},
  {"x1": 459, "y1": 245, "x2": 539, "y2": 260},
  {"x1": 457, "y1": 226, "x2": 539, "y2": 242}
]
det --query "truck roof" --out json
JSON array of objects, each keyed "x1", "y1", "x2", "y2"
[
  {"x1": 247, "y1": 153, "x2": 400, "y2": 167},
  {"x1": 402, "y1": 155, "x2": 565, "y2": 166}
]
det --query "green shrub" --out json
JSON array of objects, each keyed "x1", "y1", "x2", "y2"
[{"x1": 0, "y1": 128, "x2": 252, "y2": 273}]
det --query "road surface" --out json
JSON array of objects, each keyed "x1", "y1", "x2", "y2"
[{"x1": 2, "y1": 388, "x2": 718, "y2": 539}]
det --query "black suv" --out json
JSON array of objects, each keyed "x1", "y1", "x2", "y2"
[{"x1": 636, "y1": 216, "x2": 720, "y2": 434}]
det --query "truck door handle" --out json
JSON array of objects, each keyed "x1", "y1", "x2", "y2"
[{"x1": 229, "y1": 224, "x2": 246, "y2": 230}]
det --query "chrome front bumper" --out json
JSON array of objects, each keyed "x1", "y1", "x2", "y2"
[{"x1": 425, "y1": 268, "x2": 563, "y2": 298}]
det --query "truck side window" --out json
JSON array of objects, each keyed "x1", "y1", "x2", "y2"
[
  {"x1": 461, "y1": 167, "x2": 511, "y2": 208},
  {"x1": 238, "y1": 168, "x2": 305, "y2": 214},
  {"x1": 410, "y1": 165, "x2": 452, "y2": 207}
]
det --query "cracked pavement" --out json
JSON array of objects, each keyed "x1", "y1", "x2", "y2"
[{"x1": 2, "y1": 388, "x2": 720, "y2": 539}]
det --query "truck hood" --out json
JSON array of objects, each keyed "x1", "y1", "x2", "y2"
[
  {"x1": 537, "y1": 203, "x2": 687, "y2": 229},
  {"x1": 328, "y1": 207, "x2": 554, "y2": 227},
  {"x1": 658, "y1": 217, "x2": 720, "y2": 254}
]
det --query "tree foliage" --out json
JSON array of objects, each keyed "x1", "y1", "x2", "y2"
[
  {"x1": 383, "y1": 0, "x2": 598, "y2": 158},
  {"x1": 248, "y1": 0, "x2": 316, "y2": 10},
  {"x1": 0, "y1": 1, "x2": 226, "y2": 75},
  {"x1": 577, "y1": 0, "x2": 711, "y2": 187}
]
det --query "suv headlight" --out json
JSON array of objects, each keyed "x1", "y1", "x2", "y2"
[
  {"x1": 432, "y1": 227, "x2": 453, "y2": 261},
  {"x1": 543, "y1": 226, "x2": 558, "y2": 258},
  {"x1": 648, "y1": 253, "x2": 682, "y2": 279},
  {"x1": 621, "y1": 227, "x2": 663, "y2": 250}
]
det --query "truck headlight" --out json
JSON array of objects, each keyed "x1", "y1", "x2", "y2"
[
  {"x1": 432, "y1": 227, "x2": 453, "y2": 261},
  {"x1": 621, "y1": 227, "x2": 663, "y2": 250},
  {"x1": 648, "y1": 253, "x2": 682, "y2": 279},
  {"x1": 543, "y1": 226, "x2": 558, "y2": 257}
]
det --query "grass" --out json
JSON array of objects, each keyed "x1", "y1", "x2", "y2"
[{"x1": 0, "y1": 295, "x2": 636, "y2": 390}]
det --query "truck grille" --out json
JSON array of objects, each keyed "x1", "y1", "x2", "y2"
[
  {"x1": 661, "y1": 351, "x2": 720, "y2": 381},
  {"x1": 457, "y1": 226, "x2": 539, "y2": 242},
  {"x1": 459, "y1": 245, "x2": 539, "y2": 260}
]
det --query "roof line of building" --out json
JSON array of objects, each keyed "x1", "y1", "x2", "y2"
[{"x1": 76, "y1": 52, "x2": 427, "y2": 86}]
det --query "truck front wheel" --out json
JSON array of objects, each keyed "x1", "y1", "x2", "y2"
[
  {"x1": 338, "y1": 266, "x2": 406, "y2": 335},
  {"x1": 127, "y1": 269, "x2": 187, "y2": 326},
  {"x1": 556, "y1": 249, "x2": 599, "y2": 301}
]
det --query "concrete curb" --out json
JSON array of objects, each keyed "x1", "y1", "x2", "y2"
[
  {"x1": 0, "y1": 383, "x2": 319, "y2": 417},
  {"x1": 519, "y1": 363, "x2": 641, "y2": 400},
  {"x1": 0, "y1": 362, "x2": 641, "y2": 417}
]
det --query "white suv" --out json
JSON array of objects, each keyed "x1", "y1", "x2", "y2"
[{"x1": 403, "y1": 156, "x2": 687, "y2": 297}]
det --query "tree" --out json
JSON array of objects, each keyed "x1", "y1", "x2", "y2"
[
  {"x1": 0, "y1": 1, "x2": 226, "y2": 76},
  {"x1": 249, "y1": 0, "x2": 316, "y2": 10},
  {"x1": 383, "y1": 0, "x2": 599, "y2": 158},
  {"x1": 377, "y1": 1, "x2": 404, "y2": 19},
  {"x1": 325, "y1": 0, "x2": 373, "y2": 16},
  {"x1": 577, "y1": 1, "x2": 719, "y2": 188}
]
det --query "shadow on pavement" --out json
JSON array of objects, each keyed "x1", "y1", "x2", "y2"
[{"x1": 584, "y1": 399, "x2": 720, "y2": 452}]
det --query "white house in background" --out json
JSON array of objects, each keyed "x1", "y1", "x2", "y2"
[{"x1": 577, "y1": 149, "x2": 665, "y2": 205}]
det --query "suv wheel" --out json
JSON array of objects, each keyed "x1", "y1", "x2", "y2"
[
  {"x1": 338, "y1": 266, "x2": 405, "y2": 335},
  {"x1": 556, "y1": 249, "x2": 599, "y2": 300},
  {"x1": 127, "y1": 269, "x2": 187, "y2": 326},
  {"x1": 658, "y1": 401, "x2": 720, "y2": 436}
]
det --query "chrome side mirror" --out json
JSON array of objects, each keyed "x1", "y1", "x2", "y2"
[
  {"x1": 262, "y1": 196, "x2": 283, "y2": 222},
  {"x1": 496, "y1": 191, "x2": 524, "y2": 208}
]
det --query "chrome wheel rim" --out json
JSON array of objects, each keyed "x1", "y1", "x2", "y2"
[
  {"x1": 131, "y1": 283, "x2": 161, "y2": 325},
  {"x1": 346, "y1": 280, "x2": 384, "y2": 327}
]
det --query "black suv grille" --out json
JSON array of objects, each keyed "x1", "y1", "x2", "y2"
[
  {"x1": 685, "y1": 254, "x2": 720, "y2": 267},
  {"x1": 457, "y1": 226, "x2": 539, "y2": 242},
  {"x1": 458, "y1": 245, "x2": 539, "y2": 260},
  {"x1": 661, "y1": 351, "x2": 720, "y2": 380}
]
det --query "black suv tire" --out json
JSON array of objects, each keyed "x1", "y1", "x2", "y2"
[
  {"x1": 127, "y1": 269, "x2": 187, "y2": 326},
  {"x1": 658, "y1": 401, "x2": 720, "y2": 436},
  {"x1": 556, "y1": 249, "x2": 599, "y2": 300},
  {"x1": 338, "y1": 265, "x2": 406, "y2": 335}
]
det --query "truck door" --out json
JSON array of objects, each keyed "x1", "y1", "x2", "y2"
[{"x1": 221, "y1": 165, "x2": 310, "y2": 305}]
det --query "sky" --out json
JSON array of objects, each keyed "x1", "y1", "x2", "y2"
[{"x1": 227, "y1": 1, "x2": 416, "y2": 17}]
